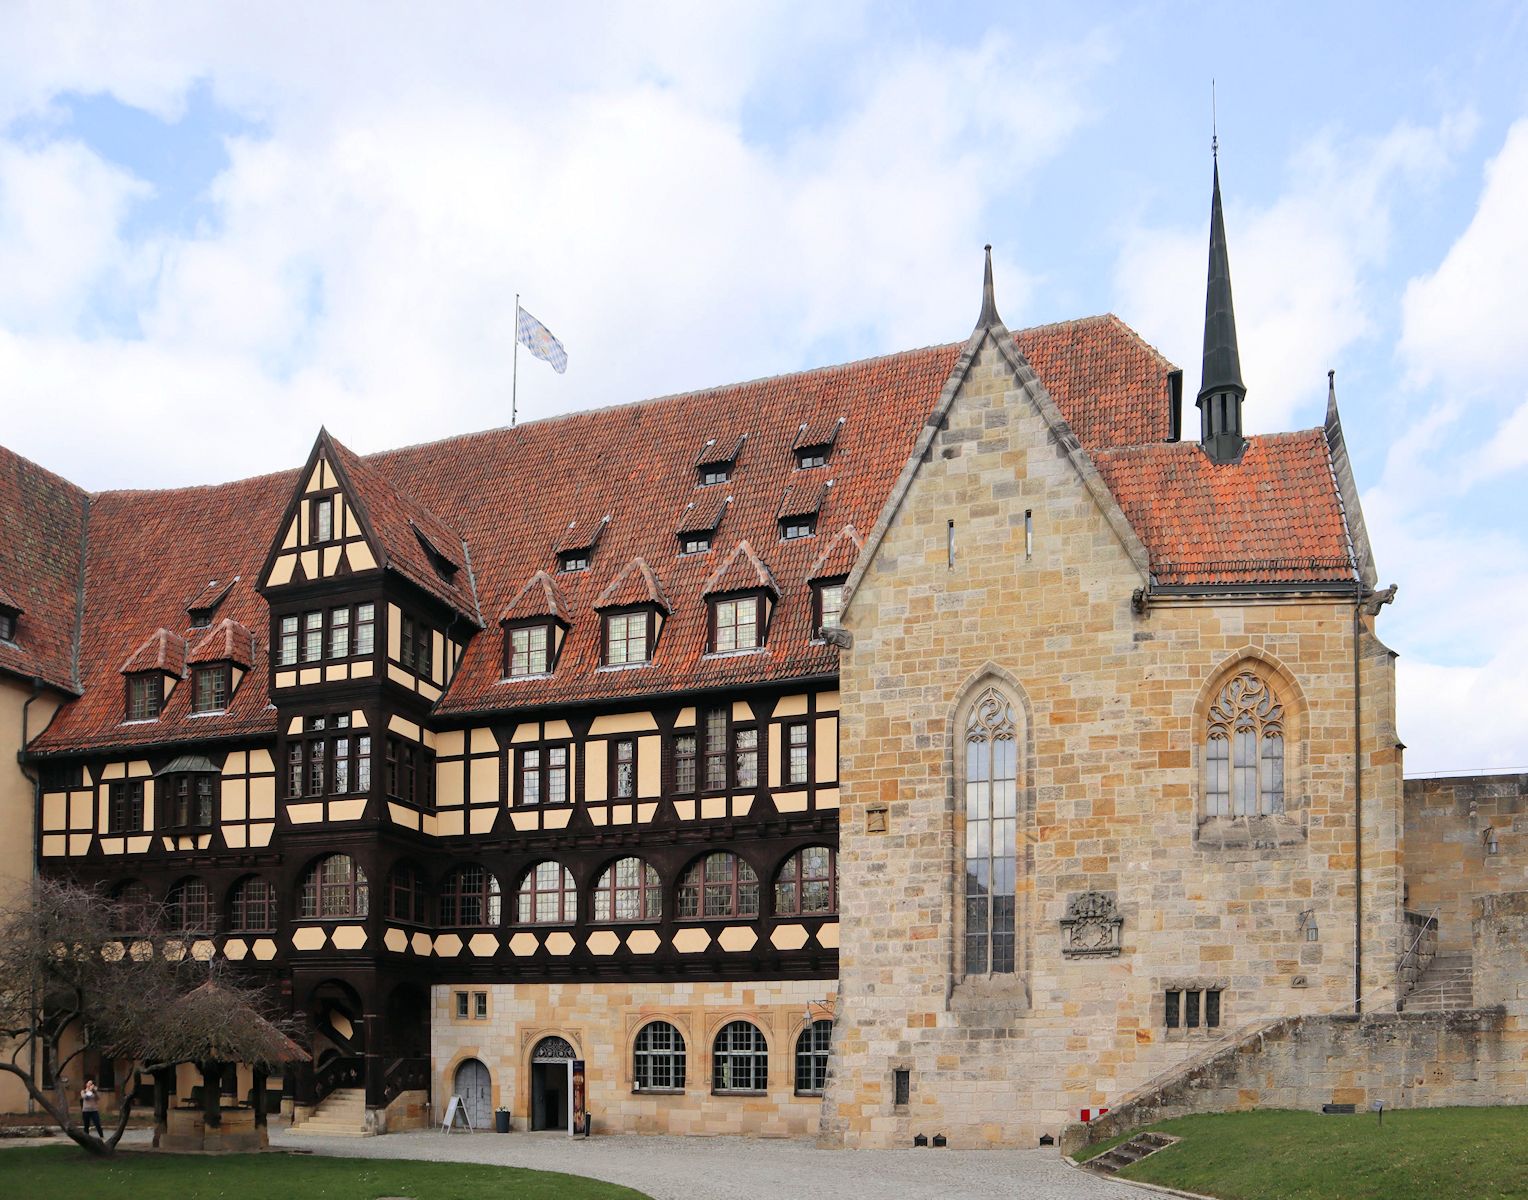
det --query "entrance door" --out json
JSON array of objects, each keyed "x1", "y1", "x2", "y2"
[
  {"x1": 453, "y1": 1059, "x2": 491, "y2": 1129},
  {"x1": 529, "y1": 1036, "x2": 576, "y2": 1132}
]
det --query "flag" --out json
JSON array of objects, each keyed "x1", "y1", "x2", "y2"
[{"x1": 516, "y1": 305, "x2": 569, "y2": 374}]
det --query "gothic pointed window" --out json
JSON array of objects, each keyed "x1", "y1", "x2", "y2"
[
  {"x1": 1205, "y1": 671, "x2": 1284, "y2": 816},
  {"x1": 964, "y1": 688, "x2": 1016, "y2": 976}
]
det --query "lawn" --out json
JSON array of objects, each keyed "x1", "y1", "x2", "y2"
[
  {"x1": 1076, "y1": 1107, "x2": 1528, "y2": 1200},
  {"x1": 0, "y1": 1145, "x2": 652, "y2": 1199}
]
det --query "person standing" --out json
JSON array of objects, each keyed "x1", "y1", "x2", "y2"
[{"x1": 80, "y1": 1078, "x2": 103, "y2": 1138}]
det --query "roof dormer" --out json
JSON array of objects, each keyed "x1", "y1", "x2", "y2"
[
  {"x1": 184, "y1": 577, "x2": 237, "y2": 630},
  {"x1": 186, "y1": 619, "x2": 255, "y2": 715},
  {"x1": 555, "y1": 514, "x2": 609, "y2": 573},
  {"x1": 676, "y1": 492, "x2": 731, "y2": 555},
  {"x1": 777, "y1": 480, "x2": 831, "y2": 540},
  {"x1": 703, "y1": 541, "x2": 779, "y2": 655},
  {"x1": 0, "y1": 583, "x2": 20, "y2": 644},
  {"x1": 792, "y1": 417, "x2": 843, "y2": 469},
  {"x1": 695, "y1": 434, "x2": 747, "y2": 487},
  {"x1": 499, "y1": 571, "x2": 572, "y2": 679},
  {"x1": 595, "y1": 558, "x2": 670, "y2": 667},
  {"x1": 120, "y1": 628, "x2": 187, "y2": 722}
]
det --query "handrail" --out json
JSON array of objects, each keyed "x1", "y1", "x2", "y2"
[{"x1": 1395, "y1": 907, "x2": 1439, "y2": 1005}]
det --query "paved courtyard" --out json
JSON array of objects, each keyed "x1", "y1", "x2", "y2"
[{"x1": 265, "y1": 1126, "x2": 1138, "y2": 1200}]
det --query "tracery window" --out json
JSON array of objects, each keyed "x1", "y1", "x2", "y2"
[
  {"x1": 633, "y1": 1021, "x2": 686, "y2": 1091},
  {"x1": 794, "y1": 1019, "x2": 833, "y2": 1094},
  {"x1": 516, "y1": 861, "x2": 576, "y2": 924},
  {"x1": 592, "y1": 857, "x2": 662, "y2": 922},
  {"x1": 299, "y1": 854, "x2": 369, "y2": 919},
  {"x1": 1204, "y1": 671, "x2": 1285, "y2": 817},
  {"x1": 677, "y1": 852, "x2": 759, "y2": 919},
  {"x1": 712, "y1": 1021, "x2": 768, "y2": 1093},
  {"x1": 964, "y1": 687, "x2": 1016, "y2": 976},
  {"x1": 440, "y1": 864, "x2": 501, "y2": 927}
]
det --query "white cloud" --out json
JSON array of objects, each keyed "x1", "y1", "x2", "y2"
[
  {"x1": 1113, "y1": 118, "x2": 1470, "y2": 434},
  {"x1": 1402, "y1": 118, "x2": 1528, "y2": 393}
]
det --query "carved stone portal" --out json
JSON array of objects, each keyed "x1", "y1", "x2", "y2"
[{"x1": 1060, "y1": 891, "x2": 1123, "y2": 958}]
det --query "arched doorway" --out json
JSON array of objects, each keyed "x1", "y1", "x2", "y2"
[
  {"x1": 529, "y1": 1036, "x2": 576, "y2": 1131},
  {"x1": 453, "y1": 1058, "x2": 491, "y2": 1129}
]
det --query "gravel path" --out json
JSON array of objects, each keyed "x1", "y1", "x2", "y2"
[{"x1": 266, "y1": 1126, "x2": 1139, "y2": 1200}]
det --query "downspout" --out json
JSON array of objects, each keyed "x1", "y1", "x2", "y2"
[
  {"x1": 19, "y1": 676, "x2": 44, "y2": 1113},
  {"x1": 1352, "y1": 582, "x2": 1363, "y2": 1014}
]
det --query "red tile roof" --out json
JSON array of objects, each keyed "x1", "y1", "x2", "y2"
[
  {"x1": 18, "y1": 313, "x2": 1358, "y2": 753},
  {"x1": 187, "y1": 619, "x2": 256, "y2": 668},
  {"x1": 703, "y1": 541, "x2": 778, "y2": 597},
  {"x1": 120, "y1": 628, "x2": 187, "y2": 676},
  {"x1": 0, "y1": 445, "x2": 87, "y2": 695},
  {"x1": 1093, "y1": 432, "x2": 1355, "y2": 585}
]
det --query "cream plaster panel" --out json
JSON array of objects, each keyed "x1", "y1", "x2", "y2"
[
  {"x1": 437, "y1": 761, "x2": 465, "y2": 806},
  {"x1": 127, "y1": 835, "x2": 150, "y2": 853},
  {"x1": 223, "y1": 825, "x2": 247, "y2": 849},
  {"x1": 223, "y1": 938, "x2": 248, "y2": 961},
  {"x1": 384, "y1": 928, "x2": 408, "y2": 953},
  {"x1": 300, "y1": 549, "x2": 319, "y2": 579},
  {"x1": 252, "y1": 938, "x2": 277, "y2": 961},
  {"x1": 590, "y1": 712, "x2": 660, "y2": 735},
  {"x1": 469, "y1": 807, "x2": 497, "y2": 835},
  {"x1": 731, "y1": 797, "x2": 752, "y2": 818},
  {"x1": 435, "y1": 933, "x2": 464, "y2": 958},
  {"x1": 226, "y1": 752, "x2": 248, "y2": 774},
  {"x1": 41, "y1": 835, "x2": 67, "y2": 857},
  {"x1": 280, "y1": 519, "x2": 297, "y2": 551},
  {"x1": 817, "y1": 690, "x2": 840, "y2": 713},
  {"x1": 248, "y1": 822, "x2": 274, "y2": 847},
  {"x1": 69, "y1": 792, "x2": 93, "y2": 828},
  {"x1": 587, "y1": 930, "x2": 620, "y2": 956},
  {"x1": 267, "y1": 554, "x2": 296, "y2": 587},
  {"x1": 770, "y1": 923, "x2": 809, "y2": 951},
  {"x1": 102, "y1": 762, "x2": 126, "y2": 780},
  {"x1": 352, "y1": 658, "x2": 374, "y2": 678},
  {"x1": 732, "y1": 701, "x2": 754, "y2": 722},
  {"x1": 68, "y1": 834, "x2": 90, "y2": 856},
  {"x1": 814, "y1": 922, "x2": 839, "y2": 949},
  {"x1": 468, "y1": 727, "x2": 496, "y2": 755},
  {"x1": 638, "y1": 735, "x2": 661, "y2": 797},
  {"x1": 508, "y1": 933, "x2": 540, "y2": 956},
  {"x1": 510, "y1": 812, "x2": 537, "y2": 832},
  {"x1": 701, "y1": 796, "x2": 727, "y2": 820},
  {"x1": 674, "y1": 800, "x2": 696, "y2": 822},
  {"x1": 543, "y1": 809, "x2": 572, "y2": 830},
  {"x1": 815, "y1": 716, "x2": 838, "y2": 782},
  {"x1": 544, "y1": 931, "x2": 576, "y2": 956},
  {"x1": 388, "y1": 604, "x2": 403, "y2": 660},
  {"x1": 588, "y1": 808, "x2": 608, "y2": 827},
  {"x1": 544, "y1": 719, "x2": 572, "y2": 740},
  {"x1": 291, "y1": 927, "x2": 328, "y2": 951},
  {"x1": 436, "y1": 731, "x2": 466, "y2": 757},
  {"x1": 286, "y1": 716, "x2": 304, "y2": 736},
  {"x1": 348, "y1": 540, "x2": 378, "y2": 572},
  {"x1": 98, "y1": 835, "x2": 123, "y2": 855},
  {"x1": 468, "y1": 933, "x2": 499, "y2": 957},
  {"x1": 432, "y1": 631, "x2": 445, "y2": 684},
  {"x1": 331, "y1": 925, "x2": 367, "y2": 951},
  {"x1": 287, "y1": 802, "x2": 324, "y2": 824},
  {"x1": 769, "y1": 725, "x2": 782, "y2": 787},
  {"x1": 717, "y1": 926, "x2": 758, "y2": 952},
  {"x1": 673, "y1": 928, "x2": 712, "y2": 953},
  {"x1": 816, "y1": 786, "x2": 840, "y2": 810},
  {"x1": 191, "y1": 939, "x2": 215, "y2": 961},
  {"x1": 322, "y1": 545, "x2": 342, "y2": 576},
  {"x1": 611, "y1": 805, "x2": 632, "y2": 826},
  {"x1": 299, "y1": 667, "x2": 321, "y2": 686},
  {"x1": 329, "y1": 798, "x2": 367, "y2": 821},
  {"x1": 638, "y1": 803, "x2": 658, "y2": 824},
  {"x1": 775, "y1": 694, "x2": 810, "y2": 718},
  {"x1": 129, "y1": 759, "x2": 150, "y2": 777},
  {"x1": 675, "y1": 706, "x2": 696, "y2": 728},
  {"x1": 249, "y1": 777, "x2": 275, "y2": 818},
  {"x1": 388, "y1": 714, "x2": 421, "y2": 740},
  {"x1": 221, "y1": 780, "x2": 247, "y2": 822},
  {"x1": 306, "y1": 461, "x2": 325, "y2": 493},
  {"x1": 585, "y1": 742, "x2": 608, "y2": 802},
  {"x1": 350, "y1": 710, "x2": 367, "y2": 728},
  {"x1": 42, "y1": 794, "x2": 64, "y2": 831},
  {"x1": 388, "y1": 803, "x2": 421, "y2": 829},
  {"x1": 436, "y1": 810, "x2": 465, "y2": 837},
  {"x1": 324, "y1": 663, "x2": 347, "y2": 682},
  {"x1": 511, "y1": 723, "x2": 539, "y2": 744},
  {"x1": 626, "y1": 929, "x2": 661, "y2": 954},
  {"x1": 411, "y1": 932, "x2": 433, "y2": 956},
  {"x1": 469, "y1": 756, "x2": 499, "y2": 806},
  {"x1": 275, "y1": 671, "x2": 297, "y2": 691},
  {"x1": 774, "y1": 791, "x2": 808, "y2": 813},
  {"x1": 419, "y1": 679, "x2": 442, "y2": 701}
]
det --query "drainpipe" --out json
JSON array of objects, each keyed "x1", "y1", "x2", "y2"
[
  {"x1": 18, "y1": 677, "x2": 44, "y2": 1113},
  {"x1": 1352, "y1": 585, "x2": 1363, "y2": 1014}
]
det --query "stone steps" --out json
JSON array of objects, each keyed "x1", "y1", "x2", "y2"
[
  {"x1": 1085, "y1": 1131, "x2": 1179, "y2": 1175},
  {"x1": 1404, "y1": 953, "x2": 1473, "y2": 1012},
  {"x1": 288, "y1": 1087, "x2": 372, "y2": 1137}
]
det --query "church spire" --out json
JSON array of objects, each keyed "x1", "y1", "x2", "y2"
[{"x1": 1195, "y1": 147, "x2": 1248, "y2": 464}]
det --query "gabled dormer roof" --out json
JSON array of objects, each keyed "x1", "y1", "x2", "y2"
[
  {"x1": 121, "y1": 628, "x2": 187, "y2": 677},
  {"x1": 777, "y1": 481, "x2": 830, "y2": 520},
  {"x1": 555, "y1": 514, "x2": 609, "y2": 555},
  {"x1": 695, "y1": 434, "x2": 747, "y2": 471},
  {"x1": 498, "y1": 570, "x2": 570, "y2": 625},
  {"x1": 0, "y1": 582, "x2": 22, "y2": 614},
  {"x1": 183, "y1": 576, "x2": 237, "y2": 620},
  {"x1": 677, "y1": 492, "x2": 730, "y2": 536},
  {"x1": 187, "y1": 619, "x2": 256, "y2": 668},
  {"x1": 596, "y1": 557, "x2": 671, "y2": 613},
  {"x1": 703, "y1": 541, "x2": 778, "y2": 597},
  {"x1": 807, "y1": 524, "x2": 862, "y2": 581},
  {"x1": 792, "y1": 416, "x2": 844, "y2": 452}
]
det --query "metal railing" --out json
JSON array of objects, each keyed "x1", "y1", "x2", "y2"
[{"x1": 1395, "y1": 908, "x2": 1439, "y2": 1006}]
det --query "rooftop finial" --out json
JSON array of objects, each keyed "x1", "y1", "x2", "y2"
[
  {"x1": 977, "y1": 244, "x2": 1001, "y2": 328},
  {"x1": 1211, "y1": 79, "x2": 1218, "y2": 161}
]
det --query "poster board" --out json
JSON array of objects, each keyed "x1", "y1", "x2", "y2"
[{"x1": 441, "y1": 1094, "x2": 473, "y2": 1133}]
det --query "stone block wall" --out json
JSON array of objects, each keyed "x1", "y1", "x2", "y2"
[
  {"x1": 1405, "y1": 774, "x2": 1528, "y2": 951},
  {"x1": 821, "y1": 332, "x2": 1405, "y2": 1148},
  {"x1": 432, "y1": 979, "x2": 829, "y2": 1136}
]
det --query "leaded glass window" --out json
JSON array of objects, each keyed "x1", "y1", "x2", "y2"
[
  {"x1": 1205, "y1": 671, "x2": 1285, "y2": 816},
  {"x1": 712, "y1": 1021, "x2": 767, "y2": 1092},
  {"x1": 794, "y1": 1020, "x2": 832, "y2": 1094},
  {"x1": 593, "y1": 857, "x2": 662, "y2": 922},
  {"x1": 634, "y1": 1021, "x2": 686, "y2": 1090},
  {"x1": 964, "y1": 688, "x2": 1016, "y2": 975},
  {"x1": 517, "y1": 861, "x2": 576, "y2": 924}
]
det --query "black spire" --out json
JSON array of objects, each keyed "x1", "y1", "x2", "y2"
[
  {"x1": 1195, "y1": 149, "x2": 1247, "y2": 464},
  {"x1": 977, "y1": 244, "x2": 1001, "y2": 328}
]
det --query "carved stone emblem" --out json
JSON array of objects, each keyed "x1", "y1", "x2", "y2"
[{"x1": 1060, "y1": 891, "x2": 1123, "y2": 958}]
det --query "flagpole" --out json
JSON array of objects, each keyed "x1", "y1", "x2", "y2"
[{"x1": 512, "y1": 292, "x2": 520, "y2": 427}]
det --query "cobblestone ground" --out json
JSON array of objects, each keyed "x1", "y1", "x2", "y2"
[{"x1": 266, "y1": 1126, "x2": 1139, "y2": 1200}]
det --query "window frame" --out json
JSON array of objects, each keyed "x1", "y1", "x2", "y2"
[
  {"x1": 602, "y1": 607, "x2": 655, "y2": 666},
  {"x1": 503, "y1": 620, "x2": 555, "y2": 679},
  {"x1": 160, "y1": 772, "x2": 216, "y2": 830},
  {"x1": 287, "y1": 714, "x2": 370, "y2": 801},
  {"x1": 592, "y1": 857, "x2": 663, "y2": 923},
  {"x1": 961, "y1": 687, "x2": 1018, "y2": 978},
  {"x1": 609, "y1": 737, "x2": 637, "y2": 800},
  {"x1": 384, "y1": 862, "x2": 430, "y2": 925},
  {"x1": 794, "y1": 444, "x2": 830, "y2": 469},
  {"x1": 166, "y1": 877, "x2": 215, "y2": 933},
  {"x1": 124, "y1": 674, "x2": 164, "y2": 722},
  {"x1": 633, "y1": 1020, "x2": 687, "y2": 1092},
  {"x1": 309, "y1": 495, "x2": 335, "y2": 544},
  {"x1": 0, "y1": 608, "x2": 17, "y2": 643},
  {"x1": 383, "y1": 733, "x2": 433, "y2": 809},
  {"x1": 191, "y1": 663, "x2": 231, "y2": 714},
  {"x1": 711, "y1": 1021, "x2": 768, "y2": 1095},
  {"x1": 439, "y1": 864, "x2": 502, "y2": 928},
  {"x1": 276, "y1": 604, "x2": 375, "y2": 669},
  {"x1": 676, "y1": 851, "x2": 760, "y2": 921},
  {"x1": 708, "y1": 592, "x2": 763, "y2": 654},
  {"x1": 107, "y1": 780, "x2": 145, "y2": 834},
  {"x1": 794, "y1": 1020, "x2": 833, "y2": 1095},
  {"x1": 696, "y1": 461, "x2": 731, "y2": 487},
  {"x1": 774, "y1": 845, "x2": 837, "y2": 917},
  {"x1": 516, "y1": 741, "x2": 572, "y2": 806},
  {"x1": 812, "y1": 577, "x2": 847, "y2": 638},
  {"x1": 228, "y1": 875, "x2": 277, "y2": 933},
  {"x1": 515, "y1": 860, "x2": 577, "y2": 925},
  {"x1": 783, "y1": 720, "x2": 811, "y2": 786},
  {"x1": 779, "y1": 515, "x2": 816, "y2": 541},
  {"x1": 1204, "y1": 670, "x2": 1286, "y2": 818},
  {"x1": 299, "y1": 853, "x2": 369, "y2": 920},
  {"x1": 558, "y1": 549, "x2": 590, "y2": 573},
  {"x1": 678, "y1": 532, "x2": 712, "y2": 555}
]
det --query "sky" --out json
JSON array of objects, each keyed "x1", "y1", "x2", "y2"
[{"x1": 1, "y1": 1, "x2": 1525, "y2": 775}]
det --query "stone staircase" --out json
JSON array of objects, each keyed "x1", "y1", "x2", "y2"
[
  {"x1": 1083, "y1": 1131, "x2": 1180, "y2": 1175},
  {"x1": 1403, "y1": 953, "x2": 1474, "y2": 1012},
  {"x1": 288, "y1": 1087, "x2": 372, "y2": 1137}
]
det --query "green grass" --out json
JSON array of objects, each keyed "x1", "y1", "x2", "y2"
[
  {"x1": 1086, "y1": 1107, "x2": 1528, "y2": 1200},
  {"x1": 0, "y1": 1145, "x2": 652, "y2": 1199}
]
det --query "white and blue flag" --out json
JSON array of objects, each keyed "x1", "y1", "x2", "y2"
[{"x1": 516, "y1": 304, "x2": 569, "y2": 374}]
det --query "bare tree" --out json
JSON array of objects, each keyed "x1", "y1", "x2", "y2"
[{"x1": 0, "y1": 878, "x2": 303, "y2": 1156}]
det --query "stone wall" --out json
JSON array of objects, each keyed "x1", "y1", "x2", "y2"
[
  {"x1": 431, "y1": 979, "x2": 829, "y2": 1136},
  {"x1": 821, "y1": 330, "x2": 1405, "y2": 1148},
  {"x1": 1405, "y1": 774, "x2": 1528, "y2": 952}
]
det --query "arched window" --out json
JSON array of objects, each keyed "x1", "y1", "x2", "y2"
[
  {"x1": 111, "y1": 881, "x2": 152, "y2": 933},
  {"x1": 441, "y1": 865, "x2": 502, "y2": 927},
  {"x1": 774, "y1": 846, "x2": 836, "y2": 916},
  {"x1": 385, "y1": 863, "x2": 429, "y2": 925},
  {"x1": 964, "y1": 687, "x2": 1016, "y2": 975},
  {"x1": 677, "y1": 852, "x2": 759, "y2": 920},
  {"x1": 1205, "y1": 670, "x2": 1285, "y2": 816},
  {"x1": 633, "y1": 1021, "x2": 686, "y2": 1091},
  {"x1": 300, "y1": 854, "x2": 369, "y2": 919},
  {"x1": 592, "y1": 857, "x2": 662, "y2": 922},
  {"x1": 516, "y1": 861, "x2": 576, "y2": 924},
  {"x1": 794, "y1": 1019, "x2": 832, "y2": 1095},
  {"x1": 167, "y1": 877, "x2": 214, "y2": 932},
  {"x1": 712, "y1": 1020, "x2": 767, "y2": 1093},
  {"x1": 228, "y1": 876, "x2": 276, "y2": 932}
]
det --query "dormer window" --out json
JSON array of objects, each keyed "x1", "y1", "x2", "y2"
[
  {"x1": 188, "y1": 608, "x2": 213, "y2": 630},
  {"x1": 698, "y1": 463, "x2": 731, "y2": 486},
  {"x1": 310, "y1": 496, "x2": 334, "y2": 544},
  {"x1": 795, "y1": 445, "x2": 830, "y2": 469},
  {"x1": 680, "y1": 533, "x2": 711, "y2": 555},
  {"x1": 192, "y1": 665, "x2": 230, "y2": 714},
  {"x1": 814, "y1": 578, "x2": 846, "y2": 635},
  {"x1": 604, "y1": 610, "x2": 655, "y2": 666},
  {"x1": 126, "y1": 674, "x2": 164, "y2": 721},
  {"x1": 559, "y1": 550, "x2": 589, "y2": 573},
  {"x1": 780, "y1": 516, "x2": 816, "y2": 541},
  {"x1": 695, "y1": 434, "x2": 745, "y2": 487},
  {"x1": 710, "y1": 595, "x2": 762, "y2": 653},
  {"x1": 0, "y1": 608, "x2": 15, "y2": 643},
  {"x1": 505, "y1": 622, "x2": 553, "y2": 678}
]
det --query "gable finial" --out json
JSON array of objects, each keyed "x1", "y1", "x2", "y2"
[
  {"x1": 1211, "y1": 79, "x2": 1218, "y2": 162},
  {"x1": 977, "y1": 244, "x2": 1001, "y2": 328},
  {"x1": 1326, "y1": 368, "x2": 1338, "y2": 424}
]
